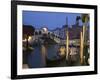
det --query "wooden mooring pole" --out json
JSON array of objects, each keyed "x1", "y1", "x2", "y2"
[
  {"x1": 80, "y1": 31, "x2": 83, "y2": 64},
  {"x1": 66, "y1": 31, "x2": 69, "y2": 61}
]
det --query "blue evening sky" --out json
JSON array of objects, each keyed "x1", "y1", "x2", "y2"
[{"x1": 23, "y1": 11, "x2": 83, "y2": 30}]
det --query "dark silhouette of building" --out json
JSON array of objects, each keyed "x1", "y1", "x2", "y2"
[{"x1": 23, "y1": 25, "x2": 35, "y2": 39}]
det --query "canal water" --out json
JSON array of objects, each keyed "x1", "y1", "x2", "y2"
[
  {"x1": 23, "y1": 44, "x2": 82, "y2": 68},
  {"x1": 25, "y1": 44, "x2": 59, "y2": 68}
]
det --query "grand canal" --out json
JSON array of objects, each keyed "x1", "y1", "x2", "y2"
[{"x1": 23, "y1": 44, "x2": 84, "y2": 68}]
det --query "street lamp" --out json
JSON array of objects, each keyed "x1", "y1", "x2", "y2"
[{"x1": 28, "y1": 36, "x2": 32, "y2": 42}]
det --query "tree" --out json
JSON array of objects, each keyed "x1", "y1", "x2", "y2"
[{"x1": 23, "y1": 25, "x2": 35, "y2": 49}]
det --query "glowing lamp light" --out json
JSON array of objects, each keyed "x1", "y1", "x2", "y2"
[{"x1": 28, "y1": 36, "x2": 32, "y2": 41}]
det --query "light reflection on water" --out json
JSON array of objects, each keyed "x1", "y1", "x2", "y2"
[
  {"x1": 23, "y1": 44, "x2": 86, "y2": 68},
  {"x1": 27, "y1": 44, "x2": 58, "y2": 68}
]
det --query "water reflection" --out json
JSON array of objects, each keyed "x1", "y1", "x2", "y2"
[
  {"x1": 26, "y1": 44, "x2": 59, "y2": 68},
  {"x1": 41, "y1": 45, "x2": 47, "y2": 67},
  {"x1": 23, "y1": 44, "x2": 89, "y2": 68}
]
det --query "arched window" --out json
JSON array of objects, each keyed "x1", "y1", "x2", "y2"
[
  {"x1": 39, "y1": 31, "x2": 41, "y2": 35},
  {"x1": 35, "y1": 31, "x2": 38, "y2": 35}
]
